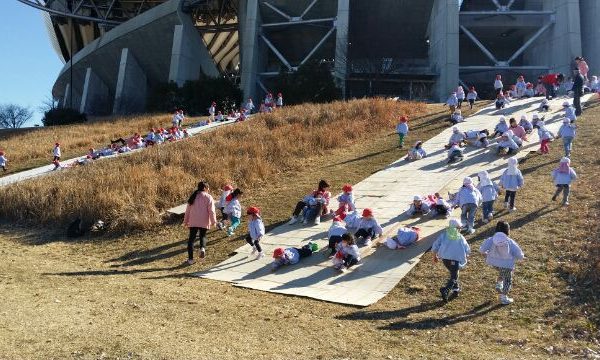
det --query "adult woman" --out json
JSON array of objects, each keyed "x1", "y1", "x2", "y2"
[{"x1": 184, "y1": 181, "x2": 217, "y2": 264}]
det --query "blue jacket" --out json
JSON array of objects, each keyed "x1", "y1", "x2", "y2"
[
  {"x1": 432, "y1": 230, "x2": 470, "y2": 267},
  {"x1": 272, "y1": 248, "x2": 300, "y2": 270},
  {"x1": 455, "y1": 186, "x2": 482, "y2": 207},
  {"x1": 558, "y1": 124, "x2": 576, "y2": 138},
  {"x1": 499, "y1": 170, "x2": 524, "y2": 191},
  {"x1": 479, "y1": 233, "x2": 524, "y2": 270},
  {"x1": 248, "y1": 217, "x2": 265, "y2": 241},
  {"x1": 328, "y1": 222, "x2": 347, "y2": 238},
  {"x1": 477, "y1": 183, "x2": 500, "y2": 202},
  {"x1": 395, "y1": 228, "x2": 419, "y2": 246},
  {"x1": 552, "y1": 168, "x2": 577, "y2": 185},
  {"x1": 396, "y1": 123, "x2": 409, "y2": 135},
  {"x1": 497, "y1": 137, "x2": 519, "y2": 150}
]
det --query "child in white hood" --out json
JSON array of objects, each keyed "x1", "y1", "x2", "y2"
[
  {"x1": 563, "y1": 101, "x2": 577, "y2": 123},
  {"x1": 539, "y1": 99, "x2": 550, "y2": 112},
  {"x1": 556, "y1": 118, "x2": 577, "y2": 157},
  {"x1": 477, "y1": 170, "x2": 500, "y2": 223},
  {"x1": 432, "y1": 219, "x2": 471, "y2": 301},
  {"x1": 450, "y1": 109, "x2": 464, "y2": 125},
  {"x1": 354, "y1": 208, "x2": 383, "y2": 246},
  {"x1": 551, "y1": 157, "x2": 577, "y2": 206},
  {"x1": 499, "y1": 157, "x2": 524, "y2": 212},
  {"x1": 519, "y1": 115, "x2": 533, "y2": 134},
  {"x1": 492, "y1": 117, "x2": 509, "y2": 138},
  {"x1": 479, "y1": 221, "x2": 525, "y2": 305}
]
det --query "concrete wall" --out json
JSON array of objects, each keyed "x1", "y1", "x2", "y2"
[
  {"x1": 239, "y1": 0, "x2": 261, "y2": 101},
  {"x1": 428, "y1": 0, "x2": 460, "y2": 101},
  {"x1": 580, "y1": 0, "x2": 600, "y2": 75},
  {"x1": 113, "y1": 48, "x2": 147, "y2": 114}
]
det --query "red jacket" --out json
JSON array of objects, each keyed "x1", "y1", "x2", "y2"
[{"x1": 541, "y1": 74, "x2": 560, "y2": 86}]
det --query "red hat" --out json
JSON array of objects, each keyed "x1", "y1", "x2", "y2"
[
  {"x1": 55, "y1": 142, "x2": 60, "y2": 146},
  {"x1": 333, "y1": 215, "x2": 343, "y2": 222},
  {"x1": 399, "y1": 115, "x2": 408, "y2": 123},
  {"x1": 273, "y1": 248, "x2": 285, "y2": 258},
  {"x1": 277, "y1": 93, "x2": 282, "y2": 96},
  {"x1": 223, "y1": 184, "x2": 233, "y2": 191},
  {"x1": 469, "y1": 86, "x2": 475, "y2": 91},
  {"x1": 0, "y1": 151, "x2": 4, "y2": 156},
  {"x1": 362, "y1": 208, "x2": 373, "y2": 217},
  {"x1": 342, "y1": 184, "x2": 353, "y2": 193},
  {"x1": 246, "y1": 206, "x2": 260, "y2": 215}
]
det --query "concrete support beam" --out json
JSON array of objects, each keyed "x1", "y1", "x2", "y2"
[
  {"x1": 113, "y1": 48, "x2": 147, "y2": 115},
  {"x1": 580, "y1": 0, "x2": 600, "y2": 75},
  {"x1": 79, "y1": 67, "x2": 110, "y2": 115},
  {"x1": 62, "y1": 83, "x2": 82, "y2": 111},
  {"x1": 169, "y1": 22, "x2": 219, "y2": 86},
  {"x1": 334, "y1": 0, "x2": 350, "y2": 99},
  {"x1": 552, "y1": 0, "x2": 582, "y2": 74},
  {"x1": 240, "y1": 0, "x2": 261, "y2": 101},
  {"x1": 429, "y1": 0, "x2": 460, "y2": 101}
]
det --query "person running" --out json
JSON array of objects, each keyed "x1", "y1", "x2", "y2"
[{"x1": 183, "y1": 181, "x2": 217, "y2": 264}]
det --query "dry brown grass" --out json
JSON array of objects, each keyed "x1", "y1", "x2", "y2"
[
  {"x1": 1, "y1": 99, "x2": 599, "y2": 359},
  {"x1": 0, "y1": 99, "x2": 428, "y2": 232},
  {"x1": 0, "y1": 114, "x2": 179, "y2": 174}
]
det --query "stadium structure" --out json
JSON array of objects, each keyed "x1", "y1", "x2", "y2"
[{"x1": 20, "y1": 0, "x2": 600, "y2": 115}]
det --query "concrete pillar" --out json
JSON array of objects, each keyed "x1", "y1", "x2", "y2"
[
  {"x1": 551, "y1": 0, "x2": 582, "y2": 74},
  {"x1": 113, "y1": 48, "x2": 147, "y2": 115},
  {"x1": 428, "y1": 0, "x2": 460, "y2": 102},
  {"x1": 62, "y1": 83, "x2": 82, "y2": 111},
  {"x1": 79, "y1": 67, "x2": 110, "y2": 115},
  {"x1": 168, "y1": 22, "x2": 220, "y2": 86},
  {"x1": 240, "y1": 0, "x2": 261, "y2": 102},
  {"x1": 334, "y1": 0, "x2": 350, "y2": 99},
  {"x1": 580, "y1": 0, "x2": 600, "y2": 75}
]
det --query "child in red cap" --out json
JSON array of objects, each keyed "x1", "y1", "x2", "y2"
[
  {"x1": 396, "y1": 115, "x2": 409, "y2": 148},
  {"x1": 354, "y1": 208, "x2": 383, "y2": 246},
  {"x1": 334, "y1": 184, "x2": 355, "y2": 219},
  {"x1": 271, "y1": 242, "x2": 318, "y2": 271},
  {"x1": 245, "y1": 206, "x2": 265, "y2": 259},
  {"x1": 332, "y1": 233, "x2": 360, "y2": 272}
]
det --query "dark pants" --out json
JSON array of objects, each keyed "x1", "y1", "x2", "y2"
[
  {"x1": 468, "y1": 99, "x2": 475, "y2": 109},
  {"x1": 296, "y1": 245, "x2": 314, "y2": 258},
  {"x1": 544, "y1": 83, "x2": 556, "y2": 100},
  {"x1": 343, "y1": 254, "x2": 359, "y2": 268},
  {"x1": 111, "y1": 138, "x2": 126, "y2": 146},
  {"x1": 355, "y1": 228, "x2": 375, "y2": 239},
  {"x1": 574, "y1": 93, "x2": 582, "y2": 116},
  {"x1": 188, "y1": 227, "x2": 208, "y2": 260},
  {"x1": 220, "y1": 207, "x2": 228, "y2": 221},
  {"x1": 442, "y1": 259, "x2": 460, "y2": 290},
  {"x1": 328, "y1": 235, "x2": 343, "y2": 251},
  {"x1": 504, "y1": 190, "x2": 517, "y2": 208},
  {"x1": 292, "y1": 201, "x2": 307, "y2": 217},
  {"x1": 245, "y1": 235, "x2": 262, "y2": 253}
]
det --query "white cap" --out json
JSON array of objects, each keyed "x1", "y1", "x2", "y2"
[
  {"x1": 413, "y1": 195, "x2": 421, "y2": 201},
  {"x1": 563, "y1": 101, "x2": 570, "y2": 107}
]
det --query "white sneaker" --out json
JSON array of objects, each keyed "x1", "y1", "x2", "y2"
[
  {"x1": 504, "y1": 202, "x2": 510, "y2": 209},
  {"x1": 563, "y1": 202, "x2": 569, "y2": 207},
  {"x1": 186, "y1": 259, "x2": 196, "y2": 265},
  {"x1": 500, "y1": 294, "x2": 514, "y2": 305},
  {"x1": 287, "y1": 216, "x2": 298, "y2": 225},
  {"x1": 199, "y1": 248, "x2": 206, "y2": 259},
  {"x1": 488, "y1": 213, "x2": 494, "y2": 220},
  {"x1": 250, "y1": 246, "x2": 257, "y2": 256},
  {"x1": 314, "y1": 216, "x2": 321, "y2": 225},
  {"x1": 495, "y1": 282, "x2": 503, "y2": 293},
  {"x1": 256, "y1": 252, "x2": 265, "y2": 260},
  {"x1": 467, "y1": 227, "x2": 475, "y2": 234},
  {"x1": 339, "y1": 266, "x2": 347, "y2": 273},
  {"x1": 364, "y1": 237, "x2": 372, "y2": 246},
  {"x1": 509, "y1": 207, "x2": 517, "y2": 213},
  {"x1": 217, "y1": 222, "x2": 223, "y2": 230}
]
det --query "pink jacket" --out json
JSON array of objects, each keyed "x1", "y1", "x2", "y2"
[{"x1": 184, "y1": 191, "x2": 217, "y2": 229}]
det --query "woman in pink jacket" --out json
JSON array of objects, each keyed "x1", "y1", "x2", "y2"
[{"x1": 184, "y1": 181, "x2": 217, "y2": 264}]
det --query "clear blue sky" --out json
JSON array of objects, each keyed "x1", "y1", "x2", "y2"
[{"x1": 0, "y1": 1, "x2": 64, "y2": 126}]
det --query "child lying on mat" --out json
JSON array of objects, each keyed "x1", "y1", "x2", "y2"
[{"x1": 384, "y1": 226, "x2": 422, "y2": 249}]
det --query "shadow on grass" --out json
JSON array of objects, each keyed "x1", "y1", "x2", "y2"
[
  {"x1": 337, "y1": 300, "x2": 445, "y2": 321},
  {"x1": 327, "y1": 147, "x2": 397, "y2": 167},
  {"x1": 43, "y1": 262, "x2": 191, "y2": 277}
]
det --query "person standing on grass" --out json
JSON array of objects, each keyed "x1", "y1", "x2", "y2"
[
  {"x1": 432, "y1": 219, "x2": 471, "y2": 302},
  {"x1": 572, "y1": 68, "x2": 585, "y2": 116},
  {"x1": 225, "y1": 188, "x2": 243, "y2": 236},
  {"x1": 556, "y1": 118, "x2": 577, "y2": 158},
  {"x1": 396, "y1": 115, "x2": 409, "y2": 148},
  {"x1": 466, "y1": 86, "x2": 477, "y2": 110},
  {"x1": 499, "y1": 157, "x2": 524, "y2": 213},
  {"x1": 445, "y1": 92, "x2": 459, "y2": 114},
  {"x1": 184, "y1": 181, "x2": 217, "y2": 264},
  {"x1": 479, "y1": 221, "x2": 525, "y2": 305},
  {"x1": 208, "y1": 101, "x2": 216, "y2": 123},
  {"x1": 551, "y1": 157, "x2": 577, "y2": 206},
  {"x1": 52, "y1": 142, "x2": 61, "y2": 170},
  {"x1": 456, "y1": 85, "x2": 465, "y2": 109},
  {"x1": 0, "y1": 151, "x2": 7, "y2": 172},
  {"x1": 454, "y1": 177, "x2": 482, "y2": 234},
  {"x1": 494, "y1": 74, "x2": 504, "y2": 95},
  {"x1": 245, "y1": 206, "x2": 265, "y2": 260},
  {"x1": 477, "y1": 170, "x2": 500, "y2": 224}
]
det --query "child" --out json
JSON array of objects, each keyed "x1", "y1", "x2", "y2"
[
  {"x1": 494, "y1": 74, "x2": 504, "y2": 95},
  {"x1": 519, "y1": 115, "x2": 533, "y2": 134},
  {"x1": 508, "y1": 85, "x2": 518, "y2": 99},
  {"x1": 447, "y1": 126, "x2": 465, "y2": 147},
  {"x1": 456, "y1": 86, "x2": 465, "y2": 109},
  {"x1": 590, "y1": 75, "x2": 600, "y2": 92},
  {"x1": 492, "y1": 117, "x2": 509, "y2": 138},
  {"x1": 406, "y1": 141, "x2": 427, "y2": 161},
  {"x1": 536, "y1": 119, "x2": 554, "y2": 155},
  {"x1": 208, "y1": 101, "x2": 216, "y2": 123},
  {"x1": 245, "y1": 206, "x2": 265, "y2": 259},
  {"x1": 524, "y1": 82, "x2": 535, "y2": 97},
  {"x1": 225, "y1": 188, "x2": 243, "y2": 236},
  {"x1": 217, "y1": 184, "x2": 233, "y2": 230},
  {"x1": 0, "y1": 151, "x2": 7, "y2": 172},
  {"x1": 551, "y1": 157, "x2": 577, "y2": 206},
  {"x1": 447, "y1": 143, "x2": 464, "y2": 164},
  {"x1": 332, "y1": 233, "x2": 361, "y2": 272},
  {"x1": 343, "y1": 210, "x2": 361, "y2": 230},
  {"x1": 432, "y1": 197, "x2": 452, "y2": 217},
  {"x1": 335, "y1": 184, "x2": 356, "y2": 219},
  {"x1": 539, "y1": 99, "x2": 550, "y2": 112},
  {"x1": 406, "y1": 195, "x2": 431, "y2": 217},
  {"x1": 271, "y1": 243, "x2": 318, "y2": 271},
  {"x1": 302, "y1": 191, "x2": 327, "y2": 225},
  {"x1": 509, "y1": 118, "x2": 527, "y2": 143},
  {"x1": 276, "y1": 92, "x2": 283, "y2": 108},
  {"x1": 450, "y1": 109, "x2": 464, "y2": 125},
  {"x1": 244, "y1": 98, "x2": 255, "y2": 114},
  {"x1": 499, "y1": 157, "x2": 524, "y2": 212},
  {"x1": 396, "y1": 115, "x2": 409, "y2": 148},
  {"x1": 556, "y1": 118, "x2": 577, "y2": 157},
  {"x1": 384, "y1": 226, "x2": 421, "y2": 249},
  {"x1": 563, "y1": 101, "x2": 577, "y2": 123},
  {"x1": 446, "y1": 92, "x2": 459, "y2": 114},
  {"x1": 287, "y1": 180, "x2": 331, "y2": 225},
  {"x1": 328, "y1": 215, "x2": 348, "y2": 257},
  {"x1": 477, "y1": 170, "x2": 500, "y2": 223},
  {"x1": 531, "y1": 113, "x2": 542, "y2": 128},
  {"x1": 354, "y1": 208, "x2": 383, "y2": 246},
  {"x1": 172, "y1": 109, "x2": 181, "y2": 128},
  {"x1": 463, "y1": 129, "x2": 489, "y2": 148},
  {"x1": 495, "y1": 93, "x2": 509, "y2": 110},
  {"x1": 479, "y1": 221, "x2": 525, "y2": 305},
  {"x1": 52, "y1": 142, "x2": 61, "y2": 170},
  {"x1": 215, "y1": 111, "x2": 224, "y2": 122},
  {"x1": 432, "y1": 219, "x2": 471, "y2": 301},
  {"x1": 455, "y1": 177, "x2": 482, "y2": 234},
  {"x1": 496, "y1": 131, "x2": 519, "y2": 156},
  {"x1": 466, "y1": 86, "x2": 477, "y2": 109},
  {"x1": 516, "y1": 75, "x2": 526, "y2": 98}
]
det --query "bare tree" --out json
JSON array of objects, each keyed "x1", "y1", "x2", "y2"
[
  {"x1": 0, "y1": 104, "x2": 33, "y2": 129},
  {"x1": 38, "y1": 94, "x2": 60, "y2": 114}
]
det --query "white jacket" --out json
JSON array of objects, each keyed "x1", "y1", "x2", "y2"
[
  {"x1": 53, "y1": 146, "x2": 61, "y2": 157},
  {"x1": 218, "y1": 190, "x2": 231, "y2": 208},
  {"x1": 225, "y1": 198, "x2": 242, "y2": 218}
]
